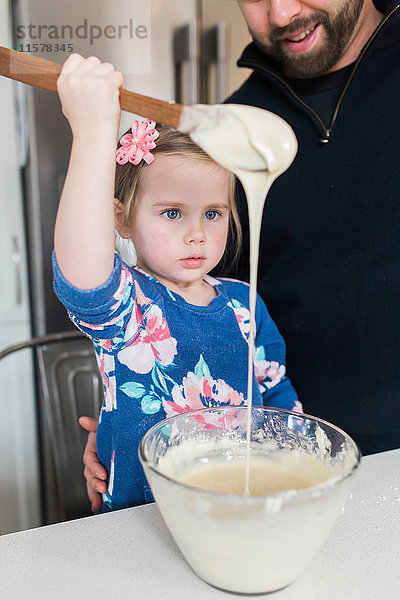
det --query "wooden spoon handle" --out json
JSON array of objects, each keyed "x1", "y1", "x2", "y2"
[{"x1": 0, "y1": 46, "x2": 184, "y2": 128}]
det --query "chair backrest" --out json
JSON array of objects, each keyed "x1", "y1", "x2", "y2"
[{"x1": 0, "y1": 331, "x2": 103, "y2": 524}]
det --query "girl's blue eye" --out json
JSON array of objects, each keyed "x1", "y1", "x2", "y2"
[
  {"x1": 204, "y1": 210, "x2": 219, "y2": 220},
  {"x1": 163, "y1": 209, "x2": 180, "y2": 220}
]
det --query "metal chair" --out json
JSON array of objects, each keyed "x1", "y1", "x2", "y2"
[{"x1": 0, "y1": 331, "x2": 103, "y2": 525}]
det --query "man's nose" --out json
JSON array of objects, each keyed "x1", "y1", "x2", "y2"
[
  {"x1": 268, "y1": 0, "x2": 302, "y2": 28},
  {"x1": 184, "y1": 219, "x2": 206, "y2": 245}
]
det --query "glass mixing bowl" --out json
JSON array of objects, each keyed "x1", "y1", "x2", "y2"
[{"x1": 139, "y1": 406, "x2": 361, "y2": 594}]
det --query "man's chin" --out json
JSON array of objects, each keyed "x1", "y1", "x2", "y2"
[
  {"x1": 280, "y1": 53, "x2": 332, "y2": 79},
  {"x1": 254, "y1": 37, "x2": 338, "y2": 79}
]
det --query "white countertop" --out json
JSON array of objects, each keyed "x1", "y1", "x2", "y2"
[{"x1": 1, "y1": 449, "x2": 399, "y2": 600}]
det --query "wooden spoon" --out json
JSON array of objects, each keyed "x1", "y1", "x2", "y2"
[{"x1": 0, "y1": 46, "x2": 184, "y2": 128}]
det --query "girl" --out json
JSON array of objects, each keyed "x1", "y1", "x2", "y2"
[{"x1": 54, "y1": 54, "x2": 300, "y2": 511}]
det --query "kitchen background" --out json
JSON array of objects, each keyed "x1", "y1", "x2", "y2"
[{"x1": 0, "y1": 0, "x2": 251, "y2": 534}]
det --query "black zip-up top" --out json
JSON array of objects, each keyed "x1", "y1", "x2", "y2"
[{"x1": 225, "y1": 0, "x2": 400, "y2": 454}]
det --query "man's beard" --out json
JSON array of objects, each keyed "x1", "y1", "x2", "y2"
[{"x1": 252, "y1": 0, "x2": 365, "y2": 78}]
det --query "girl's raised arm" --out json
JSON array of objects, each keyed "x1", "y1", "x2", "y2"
[{"x1": 54, "y1": 54, "x2": 124, "y2": 289}]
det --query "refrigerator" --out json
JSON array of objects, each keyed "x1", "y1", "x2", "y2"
[
  {"x1": 1, "y1": 0, "x2": 251, "y2": 532},
  {"x1": 0, "y1": 0, "x2": 41, "y2": 534}
]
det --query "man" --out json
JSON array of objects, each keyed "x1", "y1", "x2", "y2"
[{"x1": 81, "y1": 0, "x2": 400, "y2": 511}]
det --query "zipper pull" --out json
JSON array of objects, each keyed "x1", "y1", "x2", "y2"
[{"x1": 320, "y1": 129, "x2": 331, "y2": 144}]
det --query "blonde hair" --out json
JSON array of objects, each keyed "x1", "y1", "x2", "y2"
[{"x1": 114, "y1": 124, "x2": 242, "y2": 268}]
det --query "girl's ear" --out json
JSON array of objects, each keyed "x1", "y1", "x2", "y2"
[{"x1": 114, "y1": 198, "x2": 131, "y2": 239}]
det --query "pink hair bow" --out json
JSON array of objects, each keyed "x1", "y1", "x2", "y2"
[{"x1": 116, "y1": 119, "x2": 159, "y2": 166}]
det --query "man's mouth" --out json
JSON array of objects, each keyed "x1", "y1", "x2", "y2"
[
  {"x1": 281, "y1": 23, "x2": 320, "y2": 54},
  {"x1": 285, "y1": 24, "x2": 317, "y2": 42}
]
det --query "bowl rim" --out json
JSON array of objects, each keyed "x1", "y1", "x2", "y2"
[{"x1": 138, "y1": 406, "x2": 362, "y2": 504}]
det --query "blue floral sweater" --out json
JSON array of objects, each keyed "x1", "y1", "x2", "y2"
[{"x1": 53, "y1": 252, "x2": 300, "y2": 510}]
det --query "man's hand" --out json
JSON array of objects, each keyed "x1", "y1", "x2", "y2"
[{"x1": 79, "y1": 416, "x2": 107, "y2": 513}]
